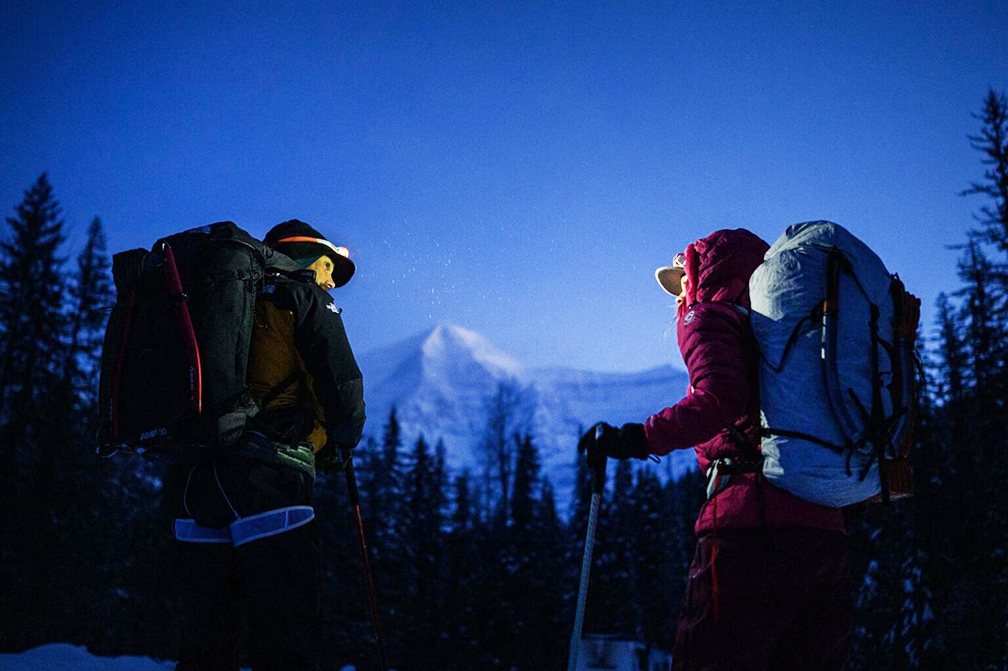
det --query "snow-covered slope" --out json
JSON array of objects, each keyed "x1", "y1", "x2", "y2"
[
  {"x1": 357, "y1": 323, "x2": 695, "y2": 506},
  {"x1": 0, "y1": 645, "x2": 355, "y2": 671},
  {"x1": 0, "y1": 643, "x2": 184, "y2": 670},
  {"x1": 362, "y1": 323, "x2": 527, "y2": 451}
]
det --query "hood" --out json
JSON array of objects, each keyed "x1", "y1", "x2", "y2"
[{"x1": 681, "y1": 228, "x2": 770, "y2": 309}]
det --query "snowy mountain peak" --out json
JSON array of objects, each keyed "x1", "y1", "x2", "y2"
[
  {"x1": 357, "y1": 324, "x2": 694, "y2": 508},
  {"x1": 420, "y1": 322, "x2": 525, "y2": 382}
]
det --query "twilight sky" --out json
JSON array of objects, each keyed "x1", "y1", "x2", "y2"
[{"x1": 2, "y1": 1, "x2": 1006, "y2": 372}]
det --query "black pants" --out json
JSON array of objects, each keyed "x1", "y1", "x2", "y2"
[
  {"x1": 170, "y1": 457, "x2": 321, "y2": 671},
  {"x1": 672, "y1": 527, "x2": 852, "y2": 671}
]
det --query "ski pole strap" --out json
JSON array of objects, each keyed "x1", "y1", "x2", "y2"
[{"x1": 174, "y1": 506, "x2": 315, "y2": 547}]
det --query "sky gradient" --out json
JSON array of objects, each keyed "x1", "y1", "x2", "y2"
[{"x1": 2, "y1": 1, "x2": 1006, "y2": 372}]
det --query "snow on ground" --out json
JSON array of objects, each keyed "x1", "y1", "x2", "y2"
[
  {"x1": 0, "y1": 645, "x2": 357, "y2": 671},
  {"x1": 0, "y1": 644, "x2": 178, "y2": 670}
]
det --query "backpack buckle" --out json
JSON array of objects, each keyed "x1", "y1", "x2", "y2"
[
  {"x1": 706, "y1": 458, "x2": 733, "y2": 499},
  {"x1": 705, "y1": 455, "x2": 764, "y2": 499}
]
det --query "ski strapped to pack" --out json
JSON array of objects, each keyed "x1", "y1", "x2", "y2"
[{"x1": 160, "y1": 241, "x2": 203, "y2": 416}]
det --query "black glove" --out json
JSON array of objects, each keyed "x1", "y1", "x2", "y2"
[
  {"x1": 578, "y1": 422, "x2": 650, "y2": 467},
  {"x1": 617, "y1": 423, "x2": 649, "y2": 460},
  {"x1": 315, "y1": 440, "x2": 350, "y2": 473}
]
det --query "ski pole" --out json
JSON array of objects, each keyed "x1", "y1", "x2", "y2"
[
  {"x1": 567, "y1": 425, "x2": 608, "y2": 671},
  {"x1": 340, "y1": 445, "x2": 389, "y2": 671}
]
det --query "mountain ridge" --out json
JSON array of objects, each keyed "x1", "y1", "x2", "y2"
[{"x1": 356, "y1": 323, "x2": 695, "y2": 507}]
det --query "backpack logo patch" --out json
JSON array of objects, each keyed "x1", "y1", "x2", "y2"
[
  {"x1": 326, "y1": 303, "x2": 341, "y2": 315},
  {"x1": 139, "y1": 427, "x2": 168, "y2": 442},
  {"x1": 684, "y1": 310, "x2": 696, "y2": 325}
]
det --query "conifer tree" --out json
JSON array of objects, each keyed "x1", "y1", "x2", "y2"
[
  {"x1": 31, "y1": 215, "x2": 115, "y2": 647},
  {"x1": 445, "y1": 471, "x2": 482, "y2": 666},
  {"x1": 61, "y1": 216, "x2": 112, "y2": 421},
  {"x1": 481, "y1": 383, "x2": 515, "y2": 517},
  {"x1": 433, "y1": 437, "x2": 448, "y2": 527},
  {"x1": 400, "y1": 434, "x2": 442, "y2": 667},
  {"x1": 955, "y1": 241, "x2": 1001, "y2": 409},
  {"x1": 536, "y1": 477, "x2": 566, "y2": 602},
  {"x1": 0, "y1": 174, "x2": 68, "y2": 647},
  {"x1": 896, "y1": 549, "x2": 938, "y2": 670},
  {"x1": 383, "y1": 406, "x2": 403, "y2": 468},
  {"x1": 934, "y1": 293, "x2": 966, "y2": 408},
  {"x1": 507, "y1": 434, "x2": 542, "y2": 667},
  {"x1": 632, "y1": 467, "x2": 674, "y2": 647},
  {"x1": 524, "y1": 470, "x2": 568, "y2": 669},
  {"x1": 962, "y1": 89, "x2": 1008, "y2": 257},
  {"x1": 372, "y1": 406, "x2": 404, "y2": 552},
  {"x1": 0, "y1": 173, "x2": 66, "y2": 440},
  {"x1": 958, "y1": 89, "x2": 1008, "y2": 669},
  {"x1": 596, "y1": 457, "x2": 636, "y2": 637},
  {"x1": 510, "y1": 433, "x2": 539, "y2": 540},
  {"x1": 570, "y1": 429, "x2": 594, "y2": 533},
  {"x1": 662, "y1": 473, "x2": 695, "y2": 593}
]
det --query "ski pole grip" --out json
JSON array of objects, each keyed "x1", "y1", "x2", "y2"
[
  {"x1": 591, "y1": 424, "x2": 607, "y2": 494},
  {"x1": 340, "y1": 444, "x2": 361, "y2": 505}
]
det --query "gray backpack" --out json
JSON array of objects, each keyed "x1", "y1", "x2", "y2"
[{"x1": 749, "y1": 221, "x2": 918, "y2": 507}]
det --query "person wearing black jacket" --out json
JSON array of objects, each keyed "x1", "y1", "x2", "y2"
[{"x1": 171, "y1": 220, "x2": 365, "y2": 671}]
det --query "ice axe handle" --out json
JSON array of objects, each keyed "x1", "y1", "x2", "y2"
[{"x1": 591, "y1": 424, "x2": 608, "y2": 494}]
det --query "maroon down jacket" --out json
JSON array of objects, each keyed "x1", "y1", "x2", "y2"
[{"x1": 643, "y1": 229, "x2": 844, "y2": 535}]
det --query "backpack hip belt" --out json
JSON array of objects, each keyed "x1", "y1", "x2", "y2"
[
  {"x1": 174, "y1": 505, "x2": 315, "y2": 547},
  {"x1": 236, "y1": 430, "x2": 317, "y2": 480},
  {"x1": 706, "y1": 455, "x2": 765, "y2": 500}
]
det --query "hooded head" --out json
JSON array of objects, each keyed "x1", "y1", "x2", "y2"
[{"x1": 657, "y1": 228, "x2": 769, "y2": 311}]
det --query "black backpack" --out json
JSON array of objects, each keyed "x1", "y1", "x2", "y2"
[{"x1": 97, "y1": 222, "x2": 296, "y2": 458}]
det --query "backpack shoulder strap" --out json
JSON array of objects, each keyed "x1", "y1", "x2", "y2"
[{"x1": 690, "y1": 300, "x2": 751, "y2": 318}]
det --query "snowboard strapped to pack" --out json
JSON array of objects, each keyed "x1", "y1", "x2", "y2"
[
  {"x1": 749, "y1": 221, "x2": 921, "y2": 507},
  {"x1": 97, "y1": 222, "x2": 299, "y2": 459}
]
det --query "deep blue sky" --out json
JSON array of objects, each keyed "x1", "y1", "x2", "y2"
[{"x1": 2, "y1": 1, "x2": 1006, "y2": 372}]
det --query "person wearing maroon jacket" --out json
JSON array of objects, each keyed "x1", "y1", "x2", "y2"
[{"x1": 579, "y1": 228, "x2": 850, "y2": 671}]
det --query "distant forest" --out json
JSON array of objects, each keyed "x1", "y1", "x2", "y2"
[{"x1": 1, "y1": 90, "x2": 1006, "y2": 670}]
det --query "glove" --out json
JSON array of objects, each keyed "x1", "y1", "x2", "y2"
[
  {"x1": 315, "y1": 440, "x2": 351, "y2": 473},
  {"x1": 578, "y1": 422, "x2": 650, "y2": 468},
  {"x1": 617, "y1": 423, "x2": 649, "y2": 460}
]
